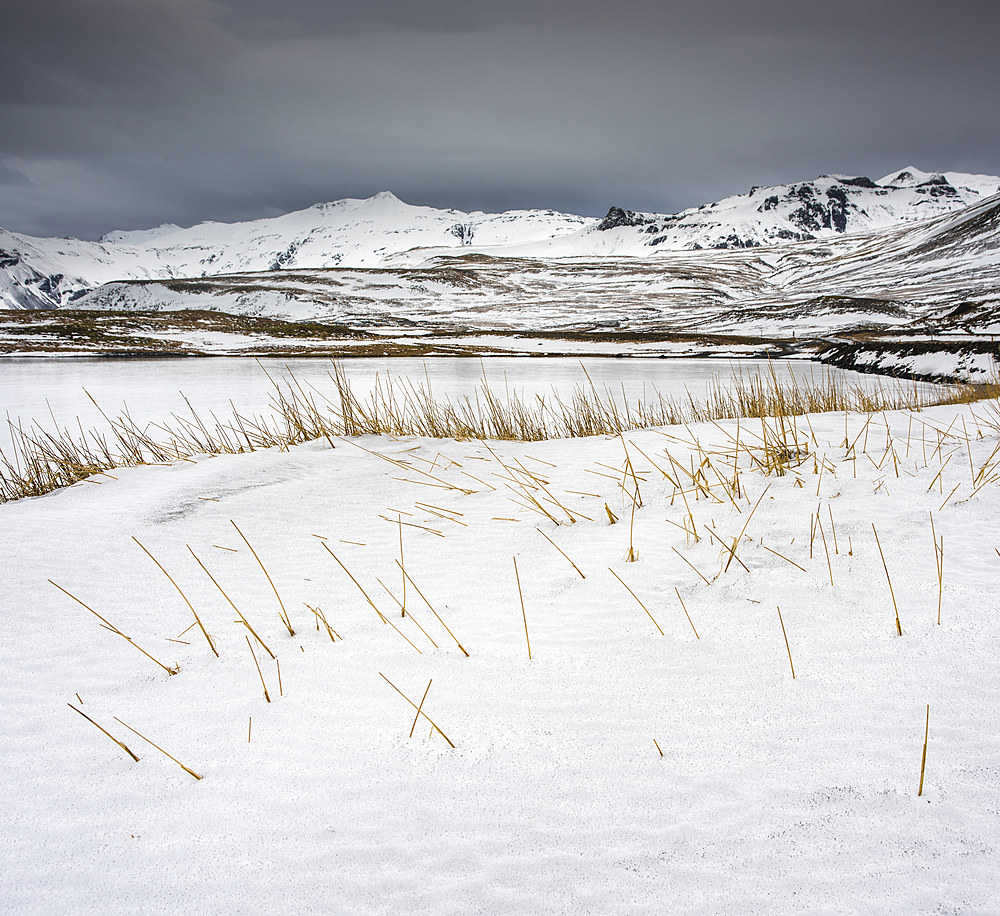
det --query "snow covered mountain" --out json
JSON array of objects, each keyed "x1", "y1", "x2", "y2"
[
  {"x1": 589, "y1": 167, "x2": 1000, "y2": 253},
  {"x1": 74, "y1": 192, "x2": 1000, "y2": 340},
  {"x1": 0, "y1": 192, "x2": 591, "y2": 309},
  {"x1": 1, "y1": 168, "x2": 998, "y2": 311}
]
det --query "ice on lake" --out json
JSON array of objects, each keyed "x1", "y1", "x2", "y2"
[{"x1": 1, "y1": 356, "x2": 902, "y2": 453}]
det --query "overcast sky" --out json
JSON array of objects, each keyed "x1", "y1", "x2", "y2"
[{"x1": 2, "y1": 0, "x2": 999, "y2": 239}]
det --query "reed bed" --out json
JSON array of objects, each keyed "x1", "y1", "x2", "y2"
[{"x1": 3, "y1": 361, "x2": 998, "y2": 502}]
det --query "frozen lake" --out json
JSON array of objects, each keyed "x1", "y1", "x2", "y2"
[{"x1": 1, "y1": 355, "x2": 905, "y2": 453}]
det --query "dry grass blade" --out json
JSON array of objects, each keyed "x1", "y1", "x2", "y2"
[
  {"x1": 231, "y1": 520, "x2": 294, "y2": 636},
  {"x1": 113, "y1": 716, "x2": 203, "y2": 780},
  {"x1": 245, "y1": 635, "x2": 271, "y2": 702},
  {"x1": 379, "y1": 673, "x2": 455, "y2": 747},
  {"x1": 379, "y1": 514, "x2": 444, "y2": 537},
  {"x1": 776, "y1": 606, "x2": 796, "y2": 679},
  {"x1": 872, "y1": 524, "x2": 903, "y2": 636},
  {"x1": 723, "y1": 484, "x2": 771, "y2": 573},
  {"x1": 187, "y1": 545, "x2": 275, "y2": 658},
  {"x1": 323, "y1": 547, "x2": 421, "y2": 653},
  {"x1": 926, "y1": 454, "x2": 953, "y2": 493},
  {"x1": 918, "y1": 704, "x2": 930, "y2": 796},
  {"x1": 514, "y1": 557, "x2": 532, "y2": 659},
  {"x1": 379, "y1": 576, "x2": 439, "y2": 648},
  {"x1": 377, "y1": 576, "x2": 404, "y2": 610},
  {"x1": 626, "y1": 486, "x2": 638, "y2": 562},
  {"x1": 629, "y1": 440, "x2": 676, "y2": 485},
  {"x1": 817, "y1": 517, "x2": 834, "y2": 586},
  {"x1": 67, "y1": 704, "x2": 140, "y2": 762},
  {"x1": 49, "y1": 579, "x2": 178, "y2": 675},
  {"x1": 929, "y1": 512, "x2": 944, "y2": 626},
  {"x1": 323, "y1": 546, "x2": 385, "y2": 620},
  {"x1": 394, "y1": 561, "x2": 469, "y2": 656},
  {"x1": 828, "y1": 505, "x2": 839, "y2": 554},
  {"x1": 304, "y1": 602, "x2": 338, "y2": 642},
  {"x1": 670, "y1": 546, "x2": 712, "y2": 587},
  {"x1": 398, "y1": 515, "x2": 407, "y2": 615},
  {"x1": 409, "y1": 679, "x2": 433, "y2": 738},
  {"x1": 939, "y1": 482, "x2": 961, "y2": 511},
  {"x1": 609, "y1": 568, "x2": 664, "y2": 635},
  {"x1": 380, "y1": 616, "x2": 423, "y2": 654},
  {"x1": 620, "y1": 436, "x2": 643, "y2": 507},
  {"x1": 760, "y1": 542, "x2": 807, "y2": 572},
  {"x1": 536, "y1": 528, "x2": 586, "y2": 579},
  {"x1": 674, "y1": 587, "x2": 700, "y2": 639},
  {"x1": 133, "y1": 538, "x2": 218, "y2": 658}
]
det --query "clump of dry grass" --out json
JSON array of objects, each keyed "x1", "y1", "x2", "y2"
[{"x1": 3, "y1": 361, "x2": 997, "y2": 502}]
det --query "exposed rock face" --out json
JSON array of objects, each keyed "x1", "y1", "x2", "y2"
[
  {"x1": 786, "y1": 184, "x2": 853, "y2": 234},
  {"x1": 595, "y1": 207, "x2": 656, "y2": 231},
  {"x1": 0, "y1": 248, "x2": 85, "y2": 309},
  {"x1": 916, "y1": 175, "x2": 959, "y2": 198},
  {"x1": 449, "y1": 223, "x2": 475, "y2": 244},
  {"x1": 838, "y1": 176, "x2": 879, "y2": 189}
]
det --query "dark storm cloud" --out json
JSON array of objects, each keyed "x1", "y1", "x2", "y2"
[{"x1": 2, "y1": 0, "x2": 999, "y2": 239}]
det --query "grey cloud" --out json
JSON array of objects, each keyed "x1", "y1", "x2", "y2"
[
  {"x1": 1, "y1": 0, "x2": 999, "y2": 239},
  {"x1": 0, "y1": 1, "x2": 232, "y2": 99},
  {"x1": 0, "y1": 161, "x2": 30, "y2": 188}
]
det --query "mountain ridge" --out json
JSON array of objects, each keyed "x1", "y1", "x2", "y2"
[{"x1": 2, "y1": 168, "x2": 998, "y2": 311}]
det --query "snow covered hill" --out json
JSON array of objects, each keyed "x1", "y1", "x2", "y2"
[{"x1": 1, "y1": 168, "x2": 998, "y2": 311}]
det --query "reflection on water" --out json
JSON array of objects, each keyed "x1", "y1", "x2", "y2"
[{"x1": 0, "y1": 355, "x2": 883, "y2": 451}]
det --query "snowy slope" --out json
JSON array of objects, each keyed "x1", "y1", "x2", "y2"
[
  {"x1": 767, "y1": 191, "x2": 1000, "y2": 314},
  {"x1": 2, "y1": 169, "x2": 998, "y2": 310}
]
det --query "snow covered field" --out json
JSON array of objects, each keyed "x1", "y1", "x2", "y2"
[{"x1": 2, "y1": 366, "x2": 999, "y2": 914}]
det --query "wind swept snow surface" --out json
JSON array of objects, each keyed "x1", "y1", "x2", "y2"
[{"x1": 2, "y1": 397, "x2": 1000, "y2": 915}]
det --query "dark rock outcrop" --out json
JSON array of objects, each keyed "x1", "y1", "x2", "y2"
[{"x1": 595, "y1": 207, "x2": 655, "y2": 231}]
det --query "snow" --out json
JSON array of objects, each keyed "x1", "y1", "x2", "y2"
[
  {"x1": 30, "y1": 186, "x2": 990, "y2": 353},
  {"x1": 0, "y1": 196, "x2": 594, "y2": 308},
  {"x1": 3, "y1": 167, "x2": 998, "y2": 311},
  {"x1": 98, "y1": 224, "x2": 185, "y2": 246},
  {"x1": 877, "y1": 167, "x2": 1000, "y2": 196},
  {"x1": 2, "y1": 362, "x2": 1000, "y2": 914},
  {"x1": 846, "y1": 350, "x2": 999, "y2": 381}
]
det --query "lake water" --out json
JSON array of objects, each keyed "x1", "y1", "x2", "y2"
[{"x1": 0, "y1": 355, "x2": 904, "y2": 453}]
